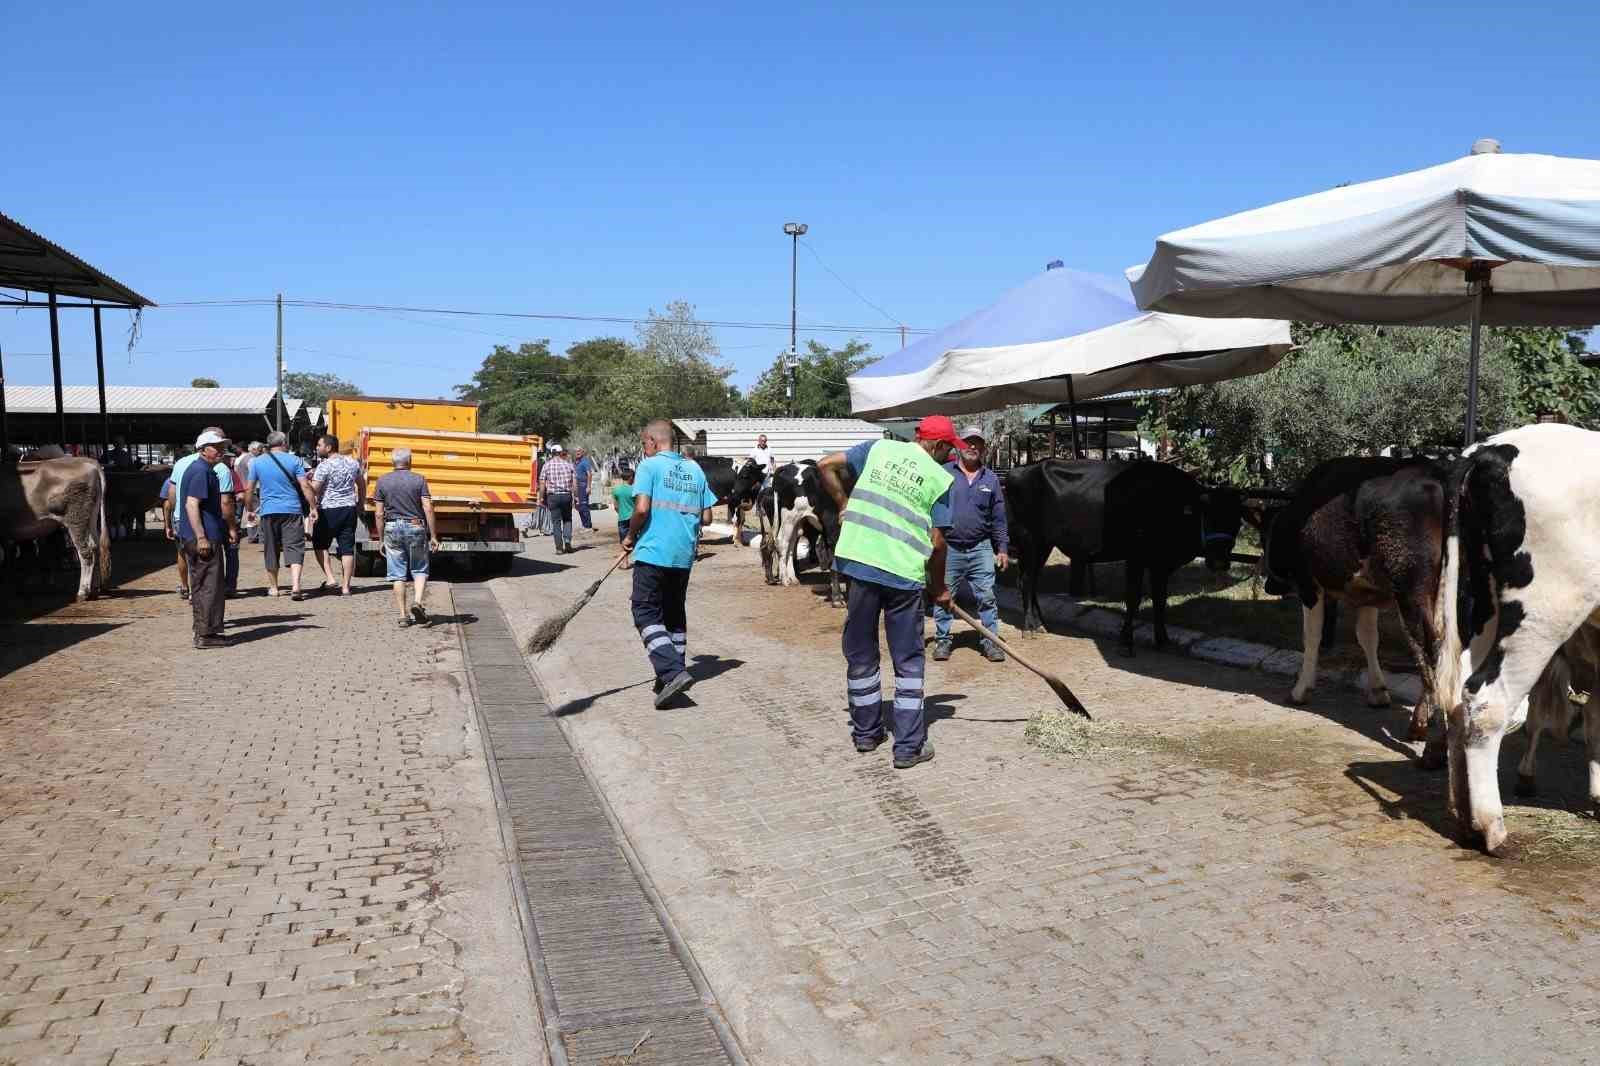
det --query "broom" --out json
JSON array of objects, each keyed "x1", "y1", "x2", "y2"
[
  {"x1": 950, "y1": 603, "x2": 1092, "y2": 719},
  {"x1": 526, "y1": 551, "x2": 630, "y2": 654}
]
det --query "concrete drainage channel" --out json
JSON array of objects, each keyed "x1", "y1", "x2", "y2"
[{"x1": 451, "y1": 585, "x2": 745, "y2": 1066}]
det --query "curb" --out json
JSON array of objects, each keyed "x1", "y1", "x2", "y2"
[{"x1": 992, "y1": 586, "x2": 1424, "y2": 707}]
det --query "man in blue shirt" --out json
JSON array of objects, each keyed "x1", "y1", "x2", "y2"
[
  {"x1": 933, "y1": 426, "x2": 1010, "y2": 663},
  {"x1": 246, "y1": 430, "x2": 319, "y2": 599},
  {"x1": 621, "y1": 419, "x2": 720, "y2": 708},
  {"x1": 573, "y1": 446, "x2": 596, "y2": 532},
  {"x1": 165, "y1": 426, "x2": 238, "y2": 600},
  {"x1": 178, "y1": 430, "x2": 237, "y2": 649}
]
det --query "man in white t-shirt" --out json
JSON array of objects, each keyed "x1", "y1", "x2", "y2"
[{"x1": 747, "y1": 434, "x2": 776, "y2": 477}]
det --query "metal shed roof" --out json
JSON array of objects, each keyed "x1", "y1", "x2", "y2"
[
  {"x1": 2, "y1": 385, "x2": 286, "y2": 415},
  {"x1": 0, "y1": 211, "x2": 154, "y2": 307},
  {"x1": 672, "y1": 417, "x2": 884, "y2": 436}
]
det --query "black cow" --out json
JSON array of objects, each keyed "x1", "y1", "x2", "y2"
[
  {"x1": 799, "y1": 462, "x2": 857, "y2": 606},
  {"x1": 696, "y1": 456, "x2": 738, "y2": 520},
  {"x1": 1264, "y1": 456, "x2": 1449, "y2": 748},
  {"x1": 1007, "y1": 459, "x2": 1241, "y2": 655},
  {"x1": 727, "y1": 458, "x2": 778, "y2": 548}
]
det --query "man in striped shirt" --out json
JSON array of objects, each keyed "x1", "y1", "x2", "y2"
[{"x1": 538, "y1": 444, "x2": 578, "y2": 554}]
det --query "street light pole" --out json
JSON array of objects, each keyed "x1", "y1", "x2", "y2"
[{"x1": 782, "y1": 222, "x2": 807, "y2": 417}]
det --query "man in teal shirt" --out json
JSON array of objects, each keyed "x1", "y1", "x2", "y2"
[{"x1": 622, "y1": 419, "x2": 719, "y2": 708}]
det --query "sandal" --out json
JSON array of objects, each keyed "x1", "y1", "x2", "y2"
[{"x1": 290, "y1": 591, "x2": 306, "y2": 602}]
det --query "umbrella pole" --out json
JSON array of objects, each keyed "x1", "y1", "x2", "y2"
[{"x1": 1463, "y1": 264, "x2": 1489, "y2": 447}]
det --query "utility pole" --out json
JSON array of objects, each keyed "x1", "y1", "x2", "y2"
[
  {"x1": 275, "y1": 293, "x2": 285, "y2": 432},
  {"x1": 782, "y1": 222, "x2": 807, "y2": 418}
]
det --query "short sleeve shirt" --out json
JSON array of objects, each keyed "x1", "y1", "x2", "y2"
[
  {"x1": 631, "y1": 452, "x2": 718, "y2": 570},
  {"x1": 246, "y1": 451, "x2": 308, "y2": 516},
  {"x1": 312, "y1": 454, "x2": 362, "y2": 509},
  {"x1": 833, "y1": 440, "x2": 953, "y2": 591},
  {"x1": 748, "y1": 446, "x2": 775, "y2": 471},
  {"x1": 373, "y1": 470, "x2": 430, "y2": 522},
  {"x1": 176, "y1": 459, "x2": 225, "y2": 543},
  {"x1": 170, "y1": 453, "x2": 235, "y2": 514},
  {"x1": 611, "y1": 482, "x2": 635, "y2": 521}
]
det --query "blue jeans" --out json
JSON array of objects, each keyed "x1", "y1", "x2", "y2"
[
  {"x1": 384, "y1": 519, "x2": 430, "y2": 579},
  {"x1": 843, "y1": 579, "x2": 927, "y2": 759},
  {"x1": 224, "y1": 539, "x2": 240, "y2": 594},
  {"x1": 545, "y1": 492, "x2": 573, "y2": 548},
  {"x1": 932, "y1": 542, "x2": 999, "y2": 644},
  {"x1": 576, "y1": 483, "x2": 592, "y2": 529}
]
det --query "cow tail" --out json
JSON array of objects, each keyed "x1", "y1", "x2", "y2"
[
  {"x1": 1432, "y1": 458, "x2": 1473, "y2": 717},
  {"x1": 97, "y1": 465, "x2": 113, "y2": 588}
]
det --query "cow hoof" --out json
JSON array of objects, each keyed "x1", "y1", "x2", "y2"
[
  {"x1": 1514, "y1": 772, "x2": 1539, "y2": 798},
  {"x1": 1405, "y1": 722, "x2": 1430, "y2": 743},
  {"x1": 1366, "y1": 689, "x2": 1392, "y2": 709},
  {"x1": 1287, "y1": 688, "x2": 1310, "y2": 706},
  {"x1": 1483, "y1": 819, "x2": 1509, "y2": 857},
  {"x1": 1418, "y1": 739, "x2": 1447, "y2": 771}
]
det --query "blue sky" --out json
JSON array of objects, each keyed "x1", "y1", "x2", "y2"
[{"x1": 5, "y1": 1, "x2": 1596, "y2": 398}]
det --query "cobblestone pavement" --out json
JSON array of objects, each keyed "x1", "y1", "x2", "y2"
[
  {"x1": 496, "y1": 526, "x2": 1600, "y2": 1066},
  {"x1": 0, "y1": 541, "x2": 542, "y2": 1066}
]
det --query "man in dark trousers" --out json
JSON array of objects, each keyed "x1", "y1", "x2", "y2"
[
  {"x1": 622, "y1": 419, "x2": 719, "y2": 709},
  {"x1": 932, "y1": 425, "x2": 1010, "y2": 663},
  {"x1": 178, "y1": 430, "x2": 238, "y2": 649},
  {"x1": 816, "y1": 415, "x2": 962, "y2": 769}
]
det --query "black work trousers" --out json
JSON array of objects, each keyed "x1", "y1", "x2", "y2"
[{"x1": 631, "y1": 561, "x2": 690, "y2": 681}]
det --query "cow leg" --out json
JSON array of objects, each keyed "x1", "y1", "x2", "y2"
[
  {"x1": 1149, "y1": 565, "x2": 1172, "y2": 649},
  {"x1": 62, "y1": 523, "x2": 97, "y2": 602},
  {"x1": 1118, "y1": 559, "x2": 1144, "y2": 656},
  {"x1": 1454, "y1": 637, "x2": 1562, "y2": 855},
  {"x1": 1290, "y1": 595, "x2": 1326, "y2": 705},
  {"x1": 1320, "y1": 600, "x2": 1339, "y2": 651},
  {"x1": 1355, "y1": 607, "x2": 1390, "y2": 707},
  {"x1": 1394, "y1": 598, "x2": 1442, "y2": 743},
  {"x1": 1583, "y1": 698, "x2": 1600, "y2": 816}
]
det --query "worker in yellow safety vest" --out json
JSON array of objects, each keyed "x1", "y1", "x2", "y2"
[{"x1": 815, "y1": 415, "x2": 964, "y2": 769}]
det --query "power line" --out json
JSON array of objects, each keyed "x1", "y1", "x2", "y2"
[
  {"x1": 157, "y1": 297, "x2": 931, "y2": 338},
  {"x1": 798, "y1": 239, "x2": 903, "y2": 327}
]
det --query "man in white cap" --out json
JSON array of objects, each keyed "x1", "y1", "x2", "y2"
[
  {"x1": 537, "y1": 443, "x2": 577, "y2": 553},
  {"x1": 931, "y1": 425, "x2": 1009, "y2": 663},
  {"x1": 177, "y1": 430, "x2": 238, "y2": 648},
  {"x1": 165, "y1": 425, "x2": 238, "y2": 600}
]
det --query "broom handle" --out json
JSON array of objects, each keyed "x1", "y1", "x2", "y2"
[{"x1": 949, "y1": 602, "x2": 1062, "y2": 688}]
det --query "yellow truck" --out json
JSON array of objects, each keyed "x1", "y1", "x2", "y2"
[{"x1": 326, "y1": 396, "x2": 542, "y2": 576}]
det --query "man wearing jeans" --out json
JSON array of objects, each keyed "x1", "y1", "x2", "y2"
[
  {"x1": 372, "y1": 448, "x2": 440, "y2": 628},
  {"x1": 572, "y1": 446, "x2": 596, "y2": 532},
  {"x1": 538, "y1": 444, "x2": 577, "y2": 554},
  {"x1": 932, "y1": 426, "x2": 1010, "y2": 663}
]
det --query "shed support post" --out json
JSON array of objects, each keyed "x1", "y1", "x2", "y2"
[
  {"x1": 94, "y1": 308, "x2": 109, "y2": 450},
  {"x1": 49, "y1": 285, "x2": 65, "y2": 447}
]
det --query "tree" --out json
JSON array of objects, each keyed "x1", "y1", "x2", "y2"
[
  {"x1": 634, "y1": 302, "x2": 738, "y2": 420},
  {"x1": 281, "y1": 371, "x2": 362, "y2": 407},
  {"x1": 455, "y1": 341, "x2": 575, "y2": 440},
  {"x1": 747, "y1": 339, "x2": 879, "y2": 418},
  {"x1": 190, "y1": 377, "x2": 219, "y2": 388},
  {"x1": 1495, "y1": 327, "x2": 1600, "y2": 426}
]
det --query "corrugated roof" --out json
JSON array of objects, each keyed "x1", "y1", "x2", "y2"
[
  {"x1": 672, "y1": 417, "x2": 883, "y2": 435},
  {"x1": 2, "y1": 385, "x2": 281, "y2": 415},
  {"x1": 0, "y1": 210, "x2": 153, "y2": 306}
]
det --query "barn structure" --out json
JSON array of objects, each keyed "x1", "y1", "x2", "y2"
[
  {"x1": 1, "y1": 385, "x2": 307, "y2": 458},
  {"x1": 671, "y1": 417, "x2": 884, "y2": 462}
]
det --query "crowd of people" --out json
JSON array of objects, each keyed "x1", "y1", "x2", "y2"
[{"x1": 162, "y1": 427, "x2": 441, "y2": 648}]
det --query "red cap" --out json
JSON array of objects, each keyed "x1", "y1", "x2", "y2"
[{"x1": 914, "y1": 415, "x2": 966, "y2": 449}]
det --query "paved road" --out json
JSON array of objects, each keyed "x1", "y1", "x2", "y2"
[
  {"x1": 0, "y1": 541, "x2": 542, "y2": 1066},
  {"x1": 498, "y1": 525, "x2": 1600, "y2": 1066}
]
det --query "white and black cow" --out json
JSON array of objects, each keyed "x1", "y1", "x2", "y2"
[
  {"x1": 1265, "y1": 456, "x2": 1450, "y2": 747},
  {"x1": 1433, "y1": 423, "x2": 1600, "y2": 854},
  {"x1": 797, "y1": 462, "x2": 857, "y2": 607},
  {"x1": 747, "y1": 461, "x2": 818, "y2": 584},
  {"x1": 1007, "y1": 459, "x2": 1243, "y2": 655}
]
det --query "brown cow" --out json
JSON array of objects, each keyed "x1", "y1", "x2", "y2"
[{"x1": 0, "y1": 457, "x2": 112, "y2": 600}]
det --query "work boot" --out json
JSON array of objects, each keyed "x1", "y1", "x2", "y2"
[
  {"x1": 893, "y1": 742, "x2": 935, "y2": 770},
  {"x1": 655, "y1": 670, "x2": 693, "y2": 709},
  {"x1": 932, "y1": 639, "x2": 952, "y2": 661},
  {"x1": 193, "y1": 635, "x2": 229, "y2": 650},
  {"x1": 983, "y1": 642, "x2": 1006, "y2": 663},
  {"x1": 854, "y1": 732, "x2": 886, "y2": 754}
]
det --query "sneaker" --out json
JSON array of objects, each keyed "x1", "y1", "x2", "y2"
[
  {"x1": 398, "y1": 615, "x2": 413, "y2": 629},
  {"x1": 983, "y1": 643, "x2": 1007, "y2": 663},
  {"x1": 854, "y1": 733, "x2": 886, "y2": 754},
  {"x1": 932, "y1": 640, "x2": 952, "y2": 661},
  {"x1": 654, "y1": 670, "x2": 693, "y2": 709},
  {"x1": 893, "y1": 742, "x2": 935, "y2": 770},
  {"x1": 410, "y1": 603, "x2": 428, "y2": 626},
  {"x1": 178, "y1": 587, "x2": 189, "y2": 600}
]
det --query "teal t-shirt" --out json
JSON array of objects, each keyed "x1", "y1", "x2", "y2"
[
  {"x1": 169, "y1": 453, "x2": 235, "y2": 510},
  {"x1": 611, "y1": 481, "x2": 635, "y2": 521},
  {"x1": 631, "y1": 452, "x2": 717, "y2": 570}
]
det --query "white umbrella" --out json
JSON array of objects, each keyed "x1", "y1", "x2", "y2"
[
  {"x1": 1128, "y1": 140, "x2": 1600, "y2": 442},
  {"x1": 847, "y1": 264, "x2": 1289, "y2": 420}
]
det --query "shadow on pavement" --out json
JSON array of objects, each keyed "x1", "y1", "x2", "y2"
[
  {"x1": 689, "y1": 654, "x2": 744, "y2": 683},
  {"x1": 426, "y1": 613, "x2": 479, "y2": 627},
  {"x1": 553, "y1": 678, "x2": 654, "y2": 717},
  {"x1": 222, "y1": 623, "x2": 323, "y2": 645},
  {"x1": 0, "y1": 622, "x2": 124, "y2": 676},
  {"x1": 225, "y1": 613, "x2": 312, "y2": 628},
  {"x1": 0, "y1": 538, "x2": 178, "y2": 623}
]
